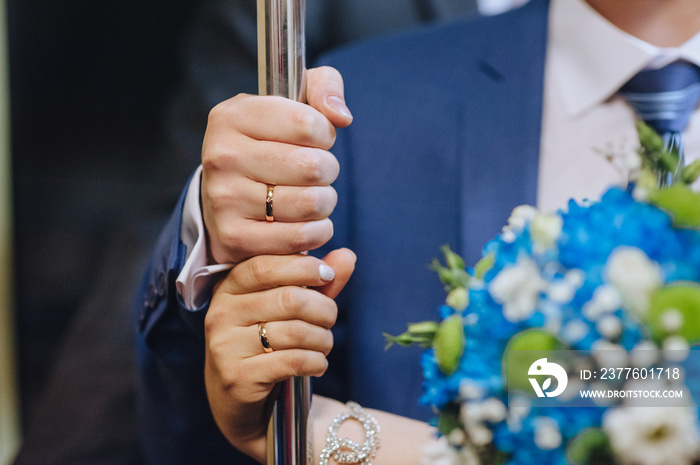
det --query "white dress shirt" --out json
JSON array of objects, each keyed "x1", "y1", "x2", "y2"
[
  {"x1": 177, "y1": 0, "x2": 700, "y2": 310},
  {"x1": 538, "y1": 0, "x2": 700, "y2": 213}
]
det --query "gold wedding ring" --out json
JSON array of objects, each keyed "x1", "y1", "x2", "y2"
[
  {"x1": 265, "y1": 185, "x2": 275, "y2": 222},
  {"x1": 258, "y1": 322, "x2": 273, "y2": 353}
]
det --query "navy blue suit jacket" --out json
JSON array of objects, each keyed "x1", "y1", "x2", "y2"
[{"x1": 135, "y1": 1, "x2": 548, "y2": 462}]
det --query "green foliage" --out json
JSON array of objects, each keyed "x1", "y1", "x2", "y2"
[
  {"x1": 431, "y1": 245, "x2": 470, "y2": 291},
  {"x1": 434, "y1": 315, "x2": 465, "y2": 375},
  {"x1": 646, "y1": 283, "x2": 700, "y2": 344},
  {"x1": 474, "y1": 253, "x2": 495, "y2": 281},
  {"x1": 682, "y1": 159, "x2": 700, "y2": 184},
  {"x1": 649, "y1": 183, "x2": 700, "y2": 228},
  {"x1": 383, "y1": 321, "x2": 440, "y2": 349},
  {"x1": 636, "y1": 121, "x2": 680, "y2": 177},
  {"x1": 503, "y1": 329, "x2": 564, "y2": 393},
  {"x1": 436, "y1": 402, "x2": 461, "y2": 436},
  {"x1": 567, "y1": 428, "x2": 615, "y2": 465}
]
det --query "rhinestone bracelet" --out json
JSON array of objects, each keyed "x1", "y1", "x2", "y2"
[{"x1": 318, "y1": 402, "x2": 381, "y2": 465}]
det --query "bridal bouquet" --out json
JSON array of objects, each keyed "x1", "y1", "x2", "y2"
[{"x1": 386, "y1": 123, "x2": 700, "y2": 465}]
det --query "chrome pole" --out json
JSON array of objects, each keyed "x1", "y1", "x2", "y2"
[{"x1": 256, "y1": 1, "x2": 310, "y2": 465}]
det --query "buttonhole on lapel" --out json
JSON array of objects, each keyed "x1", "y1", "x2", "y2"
[{"x1": 478, "y1": 60, "x2": 502, "y2": 82}]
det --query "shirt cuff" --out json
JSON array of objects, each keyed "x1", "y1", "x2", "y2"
[{"x1": 176, "y1": 165, "x2": 234, "y2": 311}]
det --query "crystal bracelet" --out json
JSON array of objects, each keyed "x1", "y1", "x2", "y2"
[{"x1": 318, "y1": 402, "x2": 381, "y2": 465}]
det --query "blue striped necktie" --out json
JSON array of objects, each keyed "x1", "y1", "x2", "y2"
[{"x1": 619, "y1": 61, "x2": 700, "y2": 184}]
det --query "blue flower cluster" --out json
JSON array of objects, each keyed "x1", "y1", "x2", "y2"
[{"x1": 418, "y1": 187, "x2": 700, "y2": 465}]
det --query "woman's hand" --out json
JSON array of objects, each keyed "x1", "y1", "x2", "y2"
[{"x1": 203, "y1": 248, "x2": 356, "y2": 463}]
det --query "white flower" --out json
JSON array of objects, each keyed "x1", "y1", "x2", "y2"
[
  {"x1": 502, "y1": 205, "x2": 538, "y2": 235},
  {"x1": 546, "y1": 280, "x2": 576, "y2": 304},
  {"x1": 459, "y1": 381, "x2": 484, "y2": 400},
  {"x1": 506, "y1": 396, "x2": 531, "y2": 432},
  {"x1": 597, "y1": 315, "x2": 622, "y2": 339},
  {"x1": 457, "y1": 446, "x2": 480, "y2": 465},
  {"x1": 533, "y1": 416, "x2": 562, "y2": 450},
  {"x1": 447, "y1": 428, "x2": 467, "y2": 446},
  {"x1": 460, "y1": 398, "x2": 506, "y2": 449},
  {"x1": 561, "y1": 319, "x2": 589, "y2": 344},
  {"x1": 463, "y1": 312, "x2": 479, "y2": 327},
  {"x1": 591, "y1": 340, "x2": 628, "y2": 368},
  {"x1": 564, "y1": 269, "x2": 585, "y2": 288},
  {"x1": 630, "y1": 340, "x2": 659, "y2": 367},
  {"x1": 467, "y1": 423, "x2": 493, "y2": 446},
  {"x1": 531, "y1": 213, "x2": 563, "y2": 252},
  {"x1": 489, "y1": 256, "x2": 546, "y2": 322},
  {"x1": 663, "y1": 336, "x2": 690, "y2": 362},
  {"x1": 421, "y1": 436, "x2": 459, "y2": 465},
  {"x1": 582, "y1": 285, "x2": 622, "y2": 320},
  {"x1": 661, "y1": 308, "x2": 684, "y2": 333},
  {"x1": 422, "y1": 434, "x2": 481, "y2": 465},
  {"x1": 462, "y1": 398, "x2": 506, "y2": 424},
  {"x1": 604, "y1": 407, "x2": 700, "y2": 465},
  {"x1": 605, "y1": 246, "x2": 662, "y2": 316}
]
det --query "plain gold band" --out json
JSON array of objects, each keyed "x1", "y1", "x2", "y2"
[
  {"x1": 265, "y1": 185, "x2": 275, "y2": 222},
  {"x1": 258, "y1": 322, "x2": 273, "y2": 353}
]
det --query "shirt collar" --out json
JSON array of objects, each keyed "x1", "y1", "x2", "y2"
[{"x1": 548, "y1": 0, "x2": 700, "y2": 118}]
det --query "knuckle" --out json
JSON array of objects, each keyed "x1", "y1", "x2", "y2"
[
  {"x1": 311, "y1": 352, "x2": 329, "y2": 376},
  {"x1": 286, "y1": 320, "x2": 306, "y2": 345},
  {"x1": 219, "y1": 368, "x2": 243, "y2": 395},
  {"x1": 288, "y1": 226, "x2": 312, "y2": 251},
  {"x1": 202, "y1": 142, "x2": 244, "y2": 176},
  {"x1": 324, "y1": 301, "x2": 338, "y2": 328},
  {"x1": 322, "y1": 330, "x2": 334, "y2": 356},
  {"x1": 286, "y1": 351, "x2": 306, "y2": 376},
  {"x1": 293, "y1": 149, "x2": 325, "y2": 185},
  {"x1": 207, "y1": 94, "x2": 249, "y2": 125},
  {"x1": 291, "y1": 108, "x2": 320, "y2": 144},
  {"x1": 248, "y1": 257, "x2": 274, "y2": 287},
  {"x1": 203, "y1": 308, "x2": 224, "y2": 336},
  {"x1": 218, "y1": 228, "x2": 245, "y2": 255},
  {"x1": 278, "y1": 287, "x2": 307, "y2": 313},
  {"x1": 206, "y1": 101, "x2": 228, "y2": 127},
  {"x1": 299, "y1": 187, "x2": 324, "y2": 218}
]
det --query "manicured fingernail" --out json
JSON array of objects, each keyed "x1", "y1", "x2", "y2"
[
  {"x1": 327, "y1": 95, "x2": 353, "y2": 120},
  {"x1": 319, "y1": 264, "x2": 336, "y2": 282}
]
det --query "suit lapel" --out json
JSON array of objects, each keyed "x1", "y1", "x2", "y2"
[{"x1": 456, "y1": 0, "x2": 550, "y2": 263}]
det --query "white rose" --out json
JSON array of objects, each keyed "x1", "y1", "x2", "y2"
[{"x1": 605, "y1": 246, "x2": 662, "y2": 316}]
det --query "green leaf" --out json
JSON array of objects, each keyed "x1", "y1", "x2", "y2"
[
  {"x1": 649, "y1": 183, "x2": 700, "y2": 228},
  {"x1": 636, "y1": 121, "x2": 680, "y2": 177},
  {"x1": 567, "y1": 428, "x2": 615, "y2": 465},
  {"x1": 441, "y1": 244, "x2": 465, "y2": 271},
  {"x1": 436, "y1": 402, "x2": 461, "y2": 436},
  {"x1": 474, "y1": 253, "x2": 495, "y2": 280},
  {"x1": 637, "y1": 120, "x2": 665, "y2": 154},
  {"x1": 646, "y1": 283, "x2": 700, "y2": 344},
  {"x1": 383, "y1": 321, "x2": 440, "y2": 350},
  {"x1": 431, "y1": 245, "x2": 470, "y2": 291},
  {"x1": 503, "y1": 329, "x2": 564, "y2": 393},
  {"x1": 434, "y1": 315, "x2": 465, "y2": 375},
  {"x1": 682, "y1": 159, "x2": 700, "y2": 185}
]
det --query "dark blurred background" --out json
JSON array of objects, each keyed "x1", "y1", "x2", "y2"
[
  {"x1": 6, "y1": 1, "x2": 485, "y2": 461},
  {"x1": 8, "y1": 0, "x2": 199, "y2": 428}
]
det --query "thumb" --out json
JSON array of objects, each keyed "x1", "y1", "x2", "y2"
[
  {"x1": 314, "y1": 248, "x2": 356, "y2": 298},
  {"x1": 305, "y1": 66, "x2": 353, "y2": 128}
]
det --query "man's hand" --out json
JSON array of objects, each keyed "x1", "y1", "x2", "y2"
[
  {"x1": 201, "y1": 66, "x2": 352, "y2": 265},
  {"x1": 203, "y1": 248, "x2": 356, "y2": 463}
]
